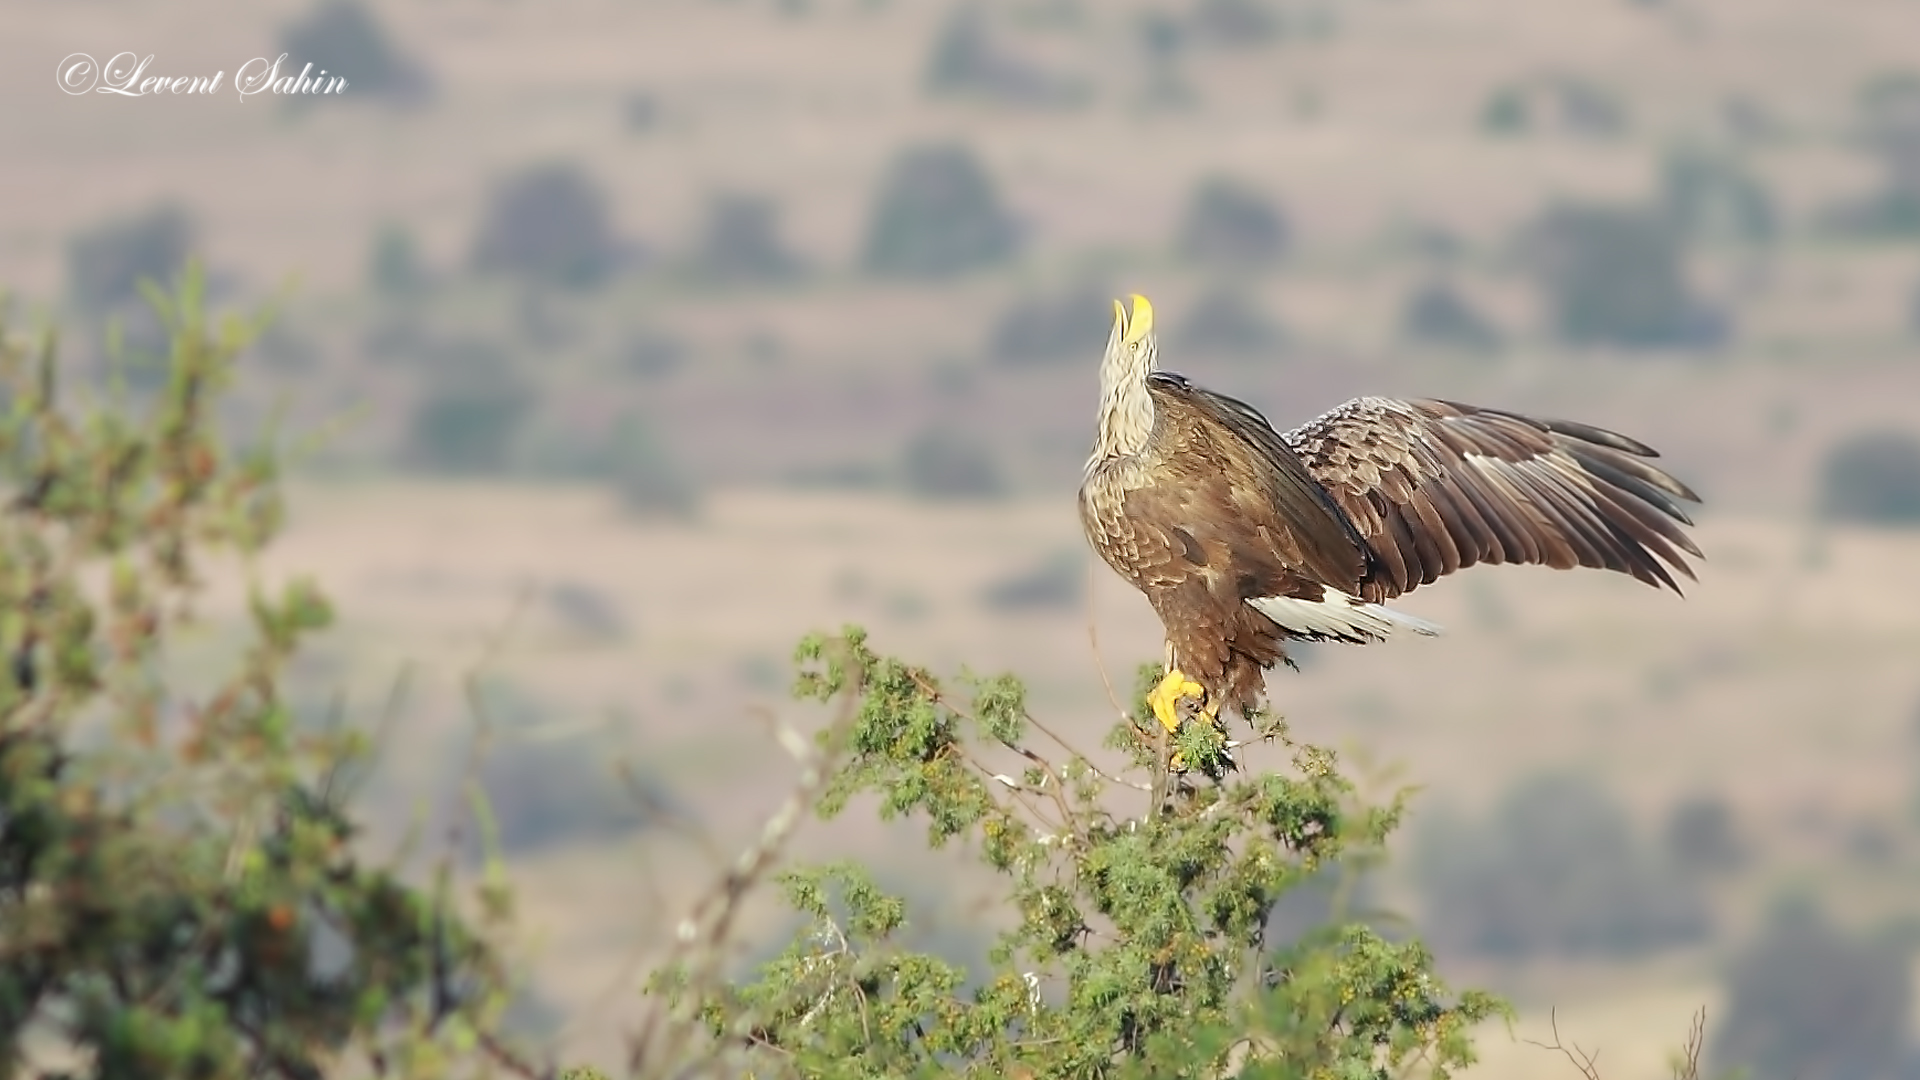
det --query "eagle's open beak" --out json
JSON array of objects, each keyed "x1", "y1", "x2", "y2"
[{"x1": 1114, "y1": 294, "x2": 1154, "y2": 347}]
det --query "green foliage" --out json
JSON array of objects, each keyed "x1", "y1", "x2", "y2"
[
  {"x1": 471, "y1": 161, "x2": 622, "y2": 290},
  {"x1": 862, "y1": 144, "x2": 1023, "y2": 279},
  {"x1": 652, "y1": 628, "x2": 1502, "y2": 1078},
  {"x1": 1662, "y1": 792, "x2": 1750, "y2": 877},
  {"x1": 1414, "y1": 772, "x2": 1711, "y2": 960},
  {"x1": 0, "y1": 269, "x2": 513, "y2": 1078},
  {"x1": 1817, "y1": 428, "x2": 1920, "y2": 526},
  {"x1": 1176, "y1": 178, "x2": 1289, "y2": 269},
  {"x1": 1711, "y1": 896, "x2": 1915, "y2": 1080},
  {"x1": 1658, "y1": 145, "x2": 1777, "y2": 245},
  {"x1": 1519, "y1": 201, "x2": 1725, "y2": 349},
  {"x1": 278, "y1": 0, "x2": 432, "y2": 107}
]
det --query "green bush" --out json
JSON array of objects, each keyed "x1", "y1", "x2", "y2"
[
  {"x1": 1662, "y1": 792, "x2": 1750, "y2": 877},
  {"x1": 1414, "y1": 772, "x2": 1711, "y2": 959},
  {"x1": 367, "y1": 221, "x2": 429, "y2": 297},
  {"x1": 1819, "y1": 428, "x2": 1920, "y2": 525},
  {"x1": 1658, "y1": 145, "x2": 1778, "y2": 245},
  {"x1": 472, "y1": 161, "x2": 622, "y2": 290},
  {"x1": 923, "y1": 5, "x2": 1084, "y2": 107},
  {"x1": 0, "y1": 270, "x2": 515, "y2": 1078},
  {"x1": 861, "y1": 143, "x2": 1022, "y2": 279},
  {"x1": 642, "y1": 632, "x2": 1502, "y2": 1078},
  {"x1": 605, "y1": 410, "x2": 700, "y2": 517}
]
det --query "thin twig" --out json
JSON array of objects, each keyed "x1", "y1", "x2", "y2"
[{"x1": 1521, "y1": 1008, "x2": 1601, "y2": 1080}]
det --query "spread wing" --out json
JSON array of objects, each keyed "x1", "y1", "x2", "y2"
[{"x1": 1282, "y1": 397, "x2": 1702, "y2": 601}]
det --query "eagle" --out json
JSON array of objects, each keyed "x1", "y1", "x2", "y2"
[{"x1": 1078, "y1": 294, "x2": 1702, "y2": 751}]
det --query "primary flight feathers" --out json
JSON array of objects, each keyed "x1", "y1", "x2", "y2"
[{"x1": 1078, "y1": 294, "x2": 1702, "y2": 744}]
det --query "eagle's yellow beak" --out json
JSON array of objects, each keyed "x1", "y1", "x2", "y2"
[{"x1": 1115, "y1": 293, "x2": 1154, "y2": 347}]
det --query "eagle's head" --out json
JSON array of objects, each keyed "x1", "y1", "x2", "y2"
[{"x1": 1104, "y1": 293, "x2": 1158, "y2": 388}]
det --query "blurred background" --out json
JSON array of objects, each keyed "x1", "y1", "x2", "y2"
[{"x1": 9, "y1": 1, "x2": 1920, "y2": 1075}]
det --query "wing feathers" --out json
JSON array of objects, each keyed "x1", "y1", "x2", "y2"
[{"x1": 1285, "y1": 398, "x2": 1702, "y2": 600}]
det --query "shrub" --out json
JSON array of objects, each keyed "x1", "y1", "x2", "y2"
[
  {"x1": 1187, "y1": 0, "x2": 1282, "y2": 47},
  {"x1": 986, "y1": 280, "x2": 1111, "y2": 366},
  {"x1": 1817, "y1": 428, "x2": 1920, "y2": 525},
  {"x1": 0, "y1": 270, "x2": 513, "y2": 1077},
  {"x1": 67, "y1": 203, "x2": 194, "y2": 313},
  {"x1": 645, "y1": 631, "x2": 1502, "y2": 1078},
  {"x1": 1400, "y1": 280, "x2": 1503, "y2": 352},
  {"x1": 472, "y1": 161, "x2": 622, "y2": 290},
  {"x1": 899, "y1": 426, "x2": 1005, "y2": 499},
  {"x1": 277, "y1": 0, "x2": 431, "y2": 106},
  {"x1": 1711, "y1": 896, "x2": 1914, "y2": 1080},
  {"x1": 1414, "y1": 771, "x2": 1711, "y2": 959},
  {"x1": 862, "y1": 143, "x2": 1022, "y2": 279},
  {"x1": 1174, "y1": 284, "x2": 1284, "y2": 356},
  {"x1": 687, "y1": 192, "x2": 803, "y2": 284},
  {"x1": 1519, "y1": 201, "x2": 1724, "y2": 349},
  {"x1": 1176, "y1": 177, "x2": 1289, "y2": 269}
]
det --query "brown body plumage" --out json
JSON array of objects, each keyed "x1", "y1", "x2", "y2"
[{"x1": 1078, "y1": 295, "x2": 1702, "y2": 742}]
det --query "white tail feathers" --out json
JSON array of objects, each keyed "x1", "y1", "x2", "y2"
[{"x1": 1247, "y1": 591, "x2": 1445, "y2": 644}]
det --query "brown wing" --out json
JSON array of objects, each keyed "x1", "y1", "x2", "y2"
[
  {"x1": 1282, "y1": 396, "x2": 1703, "y2": 601},
  {"x1": 1140, "y1": 372, "x2": 1373, "y2": 590}
]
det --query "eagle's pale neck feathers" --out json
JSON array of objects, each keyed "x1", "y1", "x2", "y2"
[{"x1": 1087, "y1": 295, "x2": 1158, "y2": 476}]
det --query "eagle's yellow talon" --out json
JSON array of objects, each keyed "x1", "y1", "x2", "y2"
[{"x1": 1147, "y1": 669, "x2": 1202, "y2": 735}]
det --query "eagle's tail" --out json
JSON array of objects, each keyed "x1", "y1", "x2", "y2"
[{"x1": 1247, "y1": 589, "x2": 1445, "y2": 644}]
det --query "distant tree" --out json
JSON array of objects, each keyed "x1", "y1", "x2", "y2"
[
  {"x1": 1176, "y1": 177, "x2": 1289, "y2": 268},
  {"x1": 1711, "y1": 896, "x2": 1915, "y2": 1080},
  {"x1": 472, "y1": 162, "x2": 622, "y2": 290},
  {"x1": 1659, "y1": 145, "x2": 1777, "y2": 245},
  {"x1": 1817, "y1": 428, "x2": 1920, "y2": 525},
  {"x1": 405, "y1": 339, "x2": 535, "y2": 473},
  {"x1": 606, "y1": 410, "x2": 700, "y2": 518},
  {"x1": 923, "y1": 5, "x2": 1083, "y2": 107},
  {"x1": 67, "y1": 203, "x2": 194, "y2": 313},
  {"x1": 1663, "y1": 792, "x2": 1750, "y2": 876},
  {"x1": 368, "y1": 220, "x2": 428, "y2": 296},
  {"x1": 1415, "y1": 772, "x2": 1711, "y2": 959},
  {"x1": 1399, "y1": 280, "x2": 1503, "y2": 352},
  {"x1": 277, "y1": 0, "x2": 431, "y2": 107},
  {"x1": 899, "y1": 426, "x2": 1005, "y2": 499},
  {"x1": 862, "y1": 143, "x2": 1022, "y2": 278},
  {"x1": 977, "y1": 549, "x2": 1083, "y2": 612},
  {"x1": 1819, "y1": 72, "x2": 1920, "y2": 239},
  {"x1": 1520, "y1": 201, "x2": 1725, "y2": 349},
  {"x1": 688, "y1": 192, "x2": 803, "y2": 284},
  {"x1": 986, "y1": 280, "x2": 1111, "y2": 366},
  {"x1": 1175, "y1": 284, "x2": 1285, "y2": 356},
  {"x1": 1187, "y1": 0, "x2": 1282, "y2": 47}
]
